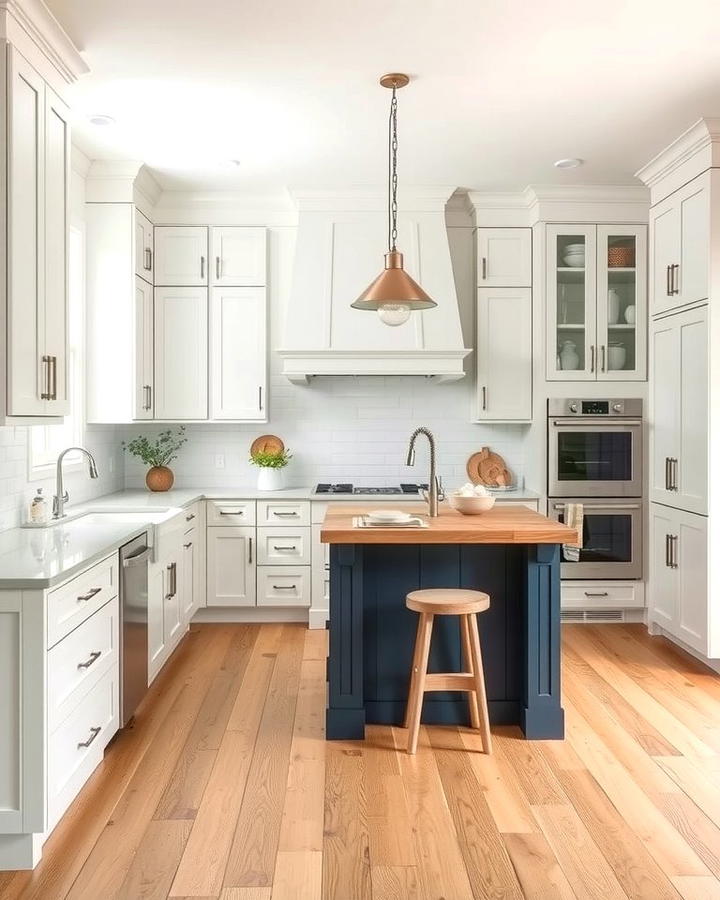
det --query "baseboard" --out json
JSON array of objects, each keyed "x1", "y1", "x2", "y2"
[
  {"x1": 191, "y1": 607, "x2": 309, "y2": 624},
  {"x1": 0, "y1": 833, "x2": 43, "y2": 871},
  {"x1": 649, "y1": 622, "x2": 720, "y2": 673}
]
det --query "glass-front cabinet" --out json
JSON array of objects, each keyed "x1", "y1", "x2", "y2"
[{"x1": 546, "y1": 224, "x2": 647, "y2": 381}]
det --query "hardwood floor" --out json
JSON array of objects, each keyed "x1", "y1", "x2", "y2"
[{"x1": 1, "y1": 622, "x2": 720, "y2": 900}]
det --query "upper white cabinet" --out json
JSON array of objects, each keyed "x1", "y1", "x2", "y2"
[
  {"x1": 4, "y1": 46, "x2": 70, "y2": 419},
  {"x1": 154, "y1": 287, "x2": 208, "y2": 419},
  {"x1": 210, "y1": 287, "x2": 266, "y2": 420},
  {"x1": 477, "y1": 228, "x2": 532, "y2": 287},
  {"x1": 475, "y1": 288, "x2": 532, "y2": 421},
  {"x1": 650, "y1": 305, "x2": 707, "y2": 515},
  {"x1": 134, "y1": 209, "x2": 154, "y2": 283},
  {"x1": 650, "y1": 173, "x2": 709, "y2": 317},
  {"x1": 134, "y1": 277, "x2": 154, "y2": 420},
  {"x1": 211, "y1": 227, "x2": 267, "y2": 286},
  {"x1": 546, "y1": 224, "x2": 647, "y2": 381},
  {"x1": 154, "y1": 226, "x2": 208, "y2": 286}
]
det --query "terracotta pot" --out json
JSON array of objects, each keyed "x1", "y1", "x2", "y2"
[{"x1": 146, "y1": 465, "x2": 174, "y2": 492}]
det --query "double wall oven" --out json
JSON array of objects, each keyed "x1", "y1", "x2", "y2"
[{"x1": 548, "y1": 398, "x2": 643, "y2": 579}]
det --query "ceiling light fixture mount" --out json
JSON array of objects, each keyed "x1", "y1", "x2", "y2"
[
  {"x1": 554, "y1": 157, "x2": 584, "y2": 169},
  {"x1": 88, "y1": 114, "x2": 116, "y2": 127},
  {"x1": 351, "y1": 72, "x2": 437, "y2": 326}
]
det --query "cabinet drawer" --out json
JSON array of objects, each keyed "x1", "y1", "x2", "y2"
[
  {"x1": 47, "y1": 666, "x2": 119, "y2": 830},
  {"x1": 257, "y1": 527, "x2": 310, "y2": 565},
  {"x1": 48, "y1": 598, "x2": 119, "y2": 733},
  {"x1": 257, "y1": 567, "x2": 310, "y2": 607},
  {"x1": 47, "y1": 554, "x2": 118, "y2": 648},
  {"x1": 207, "y1": 500, "x2": 256, "y2": 526},
  {"x1": 561, "y1": 581, "x2": 645, "y2": 610},
  {"x1": 258, "y1": 500, "x2": 310, "y2": 526}
]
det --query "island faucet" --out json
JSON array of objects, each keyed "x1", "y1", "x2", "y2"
[
  {"x1": 53, "y1": 447, "x2": 99, "y2": 519},
  {"x1": 405, "y1": 426, "x2": 444, "y2": 517}
]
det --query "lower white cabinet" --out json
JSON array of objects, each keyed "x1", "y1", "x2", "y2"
[
  {"x1": 257, "y1": 527, "x2": 311, "y2": 566},
  {"x1": 475, "y1": 288, "x2": 532, "y2": 421},
  {"x1": 257, "y1": 567, "x2": 310, "y2": 607},
  {"x1": 154, "y1": 287, "x2": 208, "y2": 419},
  {"x1": 181, "y1": 524, "x2": 204, "y2": 622},
  {"x1": 206, "y1": 526, "x2": 256, "y2": 607},
  {"x1": 649, "y1": 502, "x2": 711, "y2": 656}
]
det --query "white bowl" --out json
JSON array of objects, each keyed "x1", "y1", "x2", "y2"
[
  {"x1": 448, "y1": 494, "x2": 496, "y2": 515},
  {"x1": 563, "y1": 252, "x2": 585, "y2": 267}
]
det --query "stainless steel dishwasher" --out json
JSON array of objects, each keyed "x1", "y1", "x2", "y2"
[{"x1": 120, "y1": 534, "x2": 152, "y2": 726}]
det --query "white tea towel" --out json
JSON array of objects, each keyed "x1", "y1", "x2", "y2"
[{"x1": 562, "y1": 503, "x2": 584, "y2": 562}]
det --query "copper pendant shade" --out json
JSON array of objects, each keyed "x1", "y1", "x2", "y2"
[{"x1": 351, "y1": 74, "x2": 437, "y2": 317}]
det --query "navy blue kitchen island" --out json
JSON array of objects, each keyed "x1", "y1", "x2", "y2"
[{"x1": 321, "y1": 505, "x2": 578, "y2": 741}]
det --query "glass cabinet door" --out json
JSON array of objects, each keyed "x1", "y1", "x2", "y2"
[
  {"x1": 546, "y1": 225, "x2": 597, "y2": 380},
  {"x1": 596, "y1": 225, "x2": 647, "y2": 381}
]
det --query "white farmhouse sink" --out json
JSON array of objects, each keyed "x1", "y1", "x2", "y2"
[{"x1": 22, "y1": 507, "x2": 172, "y2": 528}]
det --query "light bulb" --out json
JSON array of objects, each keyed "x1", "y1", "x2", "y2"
[{"x1": 377, "y1": 303, "x2": 411, "y2": 326}]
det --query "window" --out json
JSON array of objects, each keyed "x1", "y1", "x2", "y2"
[{"x1": 29, "y1": 226, "x2": 84, "y2": 472}]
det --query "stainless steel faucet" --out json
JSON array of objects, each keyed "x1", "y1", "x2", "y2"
[
  {"x1": 405, "y1": 426, "x2": 444, "y2": 517},
  {"x1": 53, "y1": 447, "x2": 99, "y2": 519}
]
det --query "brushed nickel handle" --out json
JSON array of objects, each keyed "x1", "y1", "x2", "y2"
[
  {"x1": 671, "y1": 264, "x2": 680, "y2": 295},
  {"x1": 669, "y1": 457, "x2": 679, "y2": 491},
  {"x1": 219, "y1": 510, "x2": 243, "y2": 516},
  {"x1": 77, "y1": 726, "x2": 101, "y2": 749},
  {"x1": 248, "y1": 537, "x2": 253, "y2": 564},
  {"x1": 200, "y1": 255, "x2": 205, "y2": 279},
  {"x1": 184, "y1": 541, "x2": 192, "y2": 549},
  {"x1": 590, "y1": 345, "x2": 595, "y2": 373},
  {"x1": 144, "y1": 247, "x2": 152, "y2": 271},
  {"x1": 258, "y1": 386, "x2": 263, "y2": 410},
  {"x1": 77, "y1": 587, "x2": 102, "y2": 603},
  {"x1": 583, "y1": 591, "x2": 609, "y2": 597},
  {"x1": 273, "y1": 545, "x2": 297, "y2": 551},
  {"x1": 185, "y1": 513, "x2": 195, "y2": 522},
  {"x1": 77, "y1": 650, "x2": 101, "y2": 670},
  {"x1": 273, "y1": 511, "x2": 298, "y2": 517},
  {"x1": 41, "y1": 355, "x2": 51, "y2": 399},
  {"x1": 670, "y1": 534, "x2": 679, "y2": 568},
  {"x1": 481, "y1": 256, "x2": 487, "y2": 280},
  {"x1": 664, "y1": 457, "x2": 670, "y2": 491},
  {"x1": 665, "y1": 534, "x2": 671, "y2": 567},
  {"x1": 216, "y1": 256, "x2": 221, "y2": 280},
  {"x1": 553, "y1": 503, "x2": 640, "y2": 510},
  {"x1": 272, "y1": 584, "x2": 297, "y2": 590},
  {"x1": 601, "y1": 345, "x2": 606, "y2": 373},
  {"x1": 482, "y1": 386, "x2": 487, "y2": 411},
  {"x1": 666, "y1": 264, "x2": 672, "y2": 296}
]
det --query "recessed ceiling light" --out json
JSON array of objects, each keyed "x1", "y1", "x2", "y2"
[
  {"x1": 88, "y1": 114, "x2": 116, "y2": 127},
  {"x1": 554, "y1": 157, "x2": 583, "y2": 169}
]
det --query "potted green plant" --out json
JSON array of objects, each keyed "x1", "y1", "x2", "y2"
[
  {"x1": 122, "y1": 426, "x2": 188, "y2": 492},
  {"x1": 250, "y1": 446, "x2": 292, "y2": 491}
]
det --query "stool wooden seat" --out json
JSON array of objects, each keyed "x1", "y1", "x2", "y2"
[{"x1": 404, "y1": 589, "x2": 492, "y2": 755}]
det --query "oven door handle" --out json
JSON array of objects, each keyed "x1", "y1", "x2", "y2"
[
  {"x1": 551, "y1": 419, "x2": 642, "y2": 427},
  {"x1": 552, "y1": 503, "x2": 642, "y2": 510}
]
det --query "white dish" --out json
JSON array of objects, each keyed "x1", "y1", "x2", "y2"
[
  {"x1": 448, "y1": 495, "x2": 496, "y2": 515},
  {"x1": 366, "y1": 509, "x2": 413, "y2": 524}
]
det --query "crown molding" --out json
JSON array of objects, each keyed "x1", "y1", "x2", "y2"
[
  {"x1": 134, "y1": 166, "x2": 163, "y2": 209},
  {"x1": 290, "y1": 185, "x2": 457, "y2": 212},
  {"x1": 635, "y1": 118, "x2": 720, "y2": 187},
  {"x1": 0, "y1": 0, "x2": 89, "y2": 85}
]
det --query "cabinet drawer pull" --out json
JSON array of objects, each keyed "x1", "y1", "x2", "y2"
[
  {"x1": 184, "y1": 542, "x2": 192, "y2": 549},
  {"x1": 583, "y1": 591, "x2": 609, "y2": 597},
  {"x1": 185, "y1": 513, "x2": 195, "y2": 521},
  {"x1": 77, "y1": 587, "x2": 102, "y2": 603},
  {"x1": 200, "y1": 255, "x2": 205, "y2": 279},
  {"x1": 273, "y1": 511, "x2": 298, "y2": 517},
  {"x1": 481, "y1": 256, "x2": 487, "y2": 280},
  {"x1": 77, "y1": 650, "x2": 102, "y2": 670},
  {"x1": 248, "y1": 537, "x2": 253, "y2": 564},
  {"x1": 216, "y1": 256, "x2": 221, "y2": 280},
  {"x1": 219, "y1": 510, "x2": 243, "y2": 516},
  {"x1": 272, "y1": 584, "x2": 297, "y2": 590},
  {"x1": 273, "y1": 545, "x2": 297, "y2": 551},
  {"x1": 77, "y1": 726, "x2": 101, "y2": 749}
]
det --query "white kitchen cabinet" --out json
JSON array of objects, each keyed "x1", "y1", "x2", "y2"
[
  {"x1": 257, "y1": 527, "x2": 311, "y2": 566},
  {"x1": 154, "y1": 287, "x2": 208, "y2": 419},
  {"x1": 475, "y1": 287, "x2": 531, "y2": 421},
  {"x1": 5, "y1": 46, "x2": 70, "y2": 419},
  {"x1": 134, "y1": 277, "x2": 154, "y2": 419},
  {"x1": 181, "y1": 525, "x2": 204, "y2": 623},
  {"x1": 210, "y1": 227, "x2": 266, "y2": 286},
  {"x1": 207, "y1": 526, "x2": 256, "y2": 606},
  {"x1": 546, "y1": 224, "x2": 646, "y2": 381},
  {"x1": 154, "y1": 226, "x2": 208, "y2": 286},
  {"x1": 649, "y1": 173, "x2": 709, "y2": 316},
  {"x1": 209, "y1": 287, "x2": 267, "y2": 420},
  {"x1": 148, "y1": 514, "x2": 189, "y2": 683},
  {"x1": 257, "y1": 568, "x2": 310, "y2": 608},
  {"x1": 650, "y1": 306, "x2": 707, "y2": 514},
  {"x1": 134, "y1": 209, "x2": 154, "y2": 283},
  {"x1": 477, "y1": 227, "x2": 531, "y2": 287},
  {"x1": 148, "y1": 560, "x2": 166, "y2": 680},
  {"x1": 649, "y1": 503, "x2": 709, "y2": 656}
]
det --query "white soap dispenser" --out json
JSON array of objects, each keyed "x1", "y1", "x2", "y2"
[{"x1": 29, "y1": 487, "x2": 48, "y2": 525}]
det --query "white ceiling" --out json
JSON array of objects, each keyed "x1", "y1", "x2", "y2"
[{"x1": 47, "y1": 0, "x2": 720, "y2": 192}]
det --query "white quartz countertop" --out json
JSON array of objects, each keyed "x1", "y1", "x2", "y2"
[{"x1": 0, "y1": 485, "x2": 540, "y2": 589}]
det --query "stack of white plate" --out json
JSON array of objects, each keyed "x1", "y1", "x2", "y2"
[{"x1": 365, "y1": 509, "x2": 420, "y2": 527}]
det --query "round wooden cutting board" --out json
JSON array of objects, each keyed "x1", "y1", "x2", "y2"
[
  {"x1": 466, "y1": 447, "x2": 513, "y2": 487},
  {"x1": 250, "y1": 434, "x2": 285, "y2": 456}
]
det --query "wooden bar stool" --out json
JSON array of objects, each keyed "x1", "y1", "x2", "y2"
[{"x1": 403, "y1": 589, "x2": 492, "y2": 755}]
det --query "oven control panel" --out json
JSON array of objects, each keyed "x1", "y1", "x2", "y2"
[{"x1": 551, "y1": 398, "x2": 642, "y2": 417}]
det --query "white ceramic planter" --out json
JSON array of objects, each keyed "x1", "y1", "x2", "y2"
[{"x1": 257, "y1": 467, "x2": 285, "y2": 491}]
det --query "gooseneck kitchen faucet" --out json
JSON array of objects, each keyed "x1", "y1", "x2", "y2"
[
  {"x1": 405, "y1": 427, "x2": 443, "y2": 517},
  {"x1": 53, "y1": 447, "x2": 99, "y2": 519}
]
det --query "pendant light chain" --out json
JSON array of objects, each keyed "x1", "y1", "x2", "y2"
[{"x1": 388, "y1": 86, "x2": 399, "y2": 252}]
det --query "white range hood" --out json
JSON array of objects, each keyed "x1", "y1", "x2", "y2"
[{"x1": 277, "y1": 188, "x2": 470, "y2": 383}]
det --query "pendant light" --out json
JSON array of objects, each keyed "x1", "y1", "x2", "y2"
[{"x1": 351, "y1": 73, "x2": 437, "y2": 326}]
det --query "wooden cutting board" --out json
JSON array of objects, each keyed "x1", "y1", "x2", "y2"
[
  {"x1": 466, "y1": 447, "x2": 512, "y2": 487},
  {"x1": 250, "y1": 434, "x2": 284, "y2": 456}
]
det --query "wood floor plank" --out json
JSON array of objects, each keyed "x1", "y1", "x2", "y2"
[
  {"x1": 365, "y1": 725, "x2": 416, "y2": 867},
  {"x1": 656, "y1": 793, "x2": 720, "y2": 879},
  {"x1": 672, "y1": 875, "x2": 720, "y2": 899},
  {"x1": 502, "y1": 832, "x2": 576, "y2": 899},
  {"x1": 370, "y1": 865, "x2": 421, "y2": 900},
  {"x1": 394, "y1": 726, "x2": 475, "y2": 900},
  {"x1": 430, "y1": 727, "x2": 524, "y2": 899},
  {"x1": 170, "y1": 647, "x2": 277, "y2": 897},
  {"x1": 323, "y1": 743, "x2": 372, "y2": 900},
  {"x1": 303, "y1": 628, "x2": 328, "y2": 661},
  {"x1": 223, "y1": 625, "x2": 305, "y2": 889},
  {"x1": 532, "y1": 804, "x2": 628, "y2": 900},
  {"x1": 221, "y1": 889, "x2": 272, "y2": 900},
  {"x1": 493, "y1": 726, "x2": 567, "y2": 805},
  {"x1": 271, "y1": 850, "x2": 322, "y2": 900},
  {"x1": 116, "y1": 819, "x2": 192, "y2": 900},
  {"x1": 655, "y1": 756, "x2": 720, "y2": 829}
]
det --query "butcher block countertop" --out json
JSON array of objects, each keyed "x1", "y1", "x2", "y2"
[{"x1": 320, "y1": 503, "x2": 579, "y2": 545}]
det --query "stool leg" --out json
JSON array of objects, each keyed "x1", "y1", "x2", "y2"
[
  {"x1": 460, "y1": 615, "x2": 481, "y2": 730},
  {"x1": 467, "y1": 613, "x2": 492, "y2": 753},
  {"x1": 403, "y1": 613, "x2": 426, "y2": 728},
  {"x1": 406, "y1": 612, "x2": 434, "y2": 755}
]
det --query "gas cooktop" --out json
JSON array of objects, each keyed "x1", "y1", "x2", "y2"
[{"x1": 315, "y1": 483, "x2": 428, "y2": 495}]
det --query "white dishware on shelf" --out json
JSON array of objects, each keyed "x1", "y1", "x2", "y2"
[
  {"x1": 559, "y1": 340, "x2": 580, "y2": 370},
  {"x1": 562, "y1": 251, "x2": 585, "y2": 267},
  {"x1": 624, "y1": 304, "x2": 636, "y2": 325},
  {"x1": 607, "y1": 288, "x2": 620, "y2": 325},
  {"x1": 607, "y1": 342, "x2": 627, "y2": 370}
]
